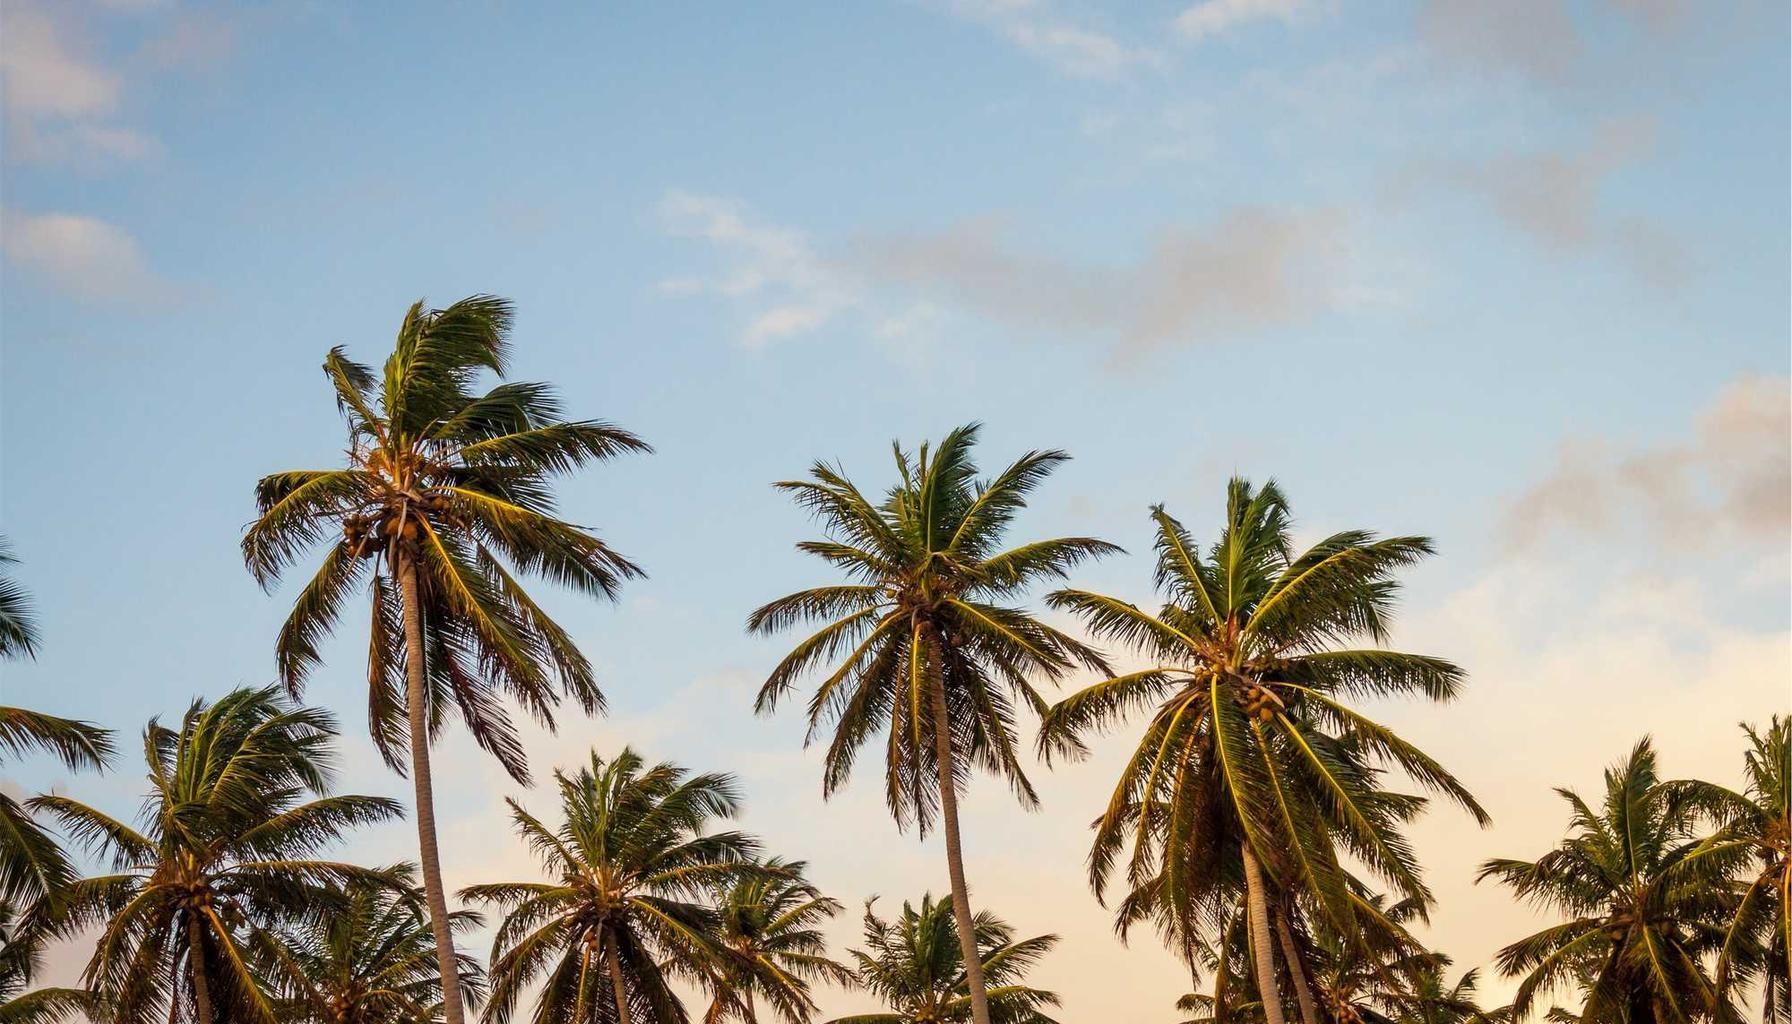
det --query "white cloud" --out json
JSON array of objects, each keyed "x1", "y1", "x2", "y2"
[
  {"x1": 1176, "y1": 0, "x2": 1307, "y2": 39},
  {"x1": 0, "y1": 208, "x2": 161, "y2": 302},
  {"x1": 1504, "y1": 374, "x2": 1791, "y2": 551},
  {"x1": 940, "y1": 0, "x2": 1159, "y2": 79}
]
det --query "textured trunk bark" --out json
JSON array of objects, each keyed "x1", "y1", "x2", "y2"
[
  {"x1": 1274, "y1": 906, "x2": 1320, "y2": 1024},
  {"x1": 927, "y1": 647, "x2": 994, "y2": 1024},
  {"x1": 187, "y1": 913, "x2": 212, "y2": 1024},
  {"x1": 397, "y1": 550, "x2": 466, "y2": 1024},
  {"x1": 1241, "y1": 845, "x2": 1289, "y2": 1024},
  {"x1": 607, "y1": 940, "x2": 634, "y2": 1024}
]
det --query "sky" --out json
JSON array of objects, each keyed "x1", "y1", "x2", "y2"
[{"x1": 1, "y1": 0, "x2": 1788, "y2": 1019}]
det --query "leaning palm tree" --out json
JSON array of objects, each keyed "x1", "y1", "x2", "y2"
[
  {"x1": 1479, "y1": 738, "x2": 1733, "y2": 1024},
  {"x1": 251, "y1": 865, "x2": 487, "y2": 1024},
  {"x1": 828, "y1": 894, "x2": 1060, "y2": 1024},
  {"x1": 1685, "y1": 716, "x2": 1791, "y2": 1023},
  {"x1": 243, "y1": 294, "x2": 649, "y2": 1024},
  {"x1": 1039, "y1": 480, "x2": 1487, "y2": 1024},
  {"x1": 749, "y1": 424, "x2": 1114, "y2": 1024},
  {"x1": 704, "y1": 858, "x2": 854, "y2": 1024},
  {"x1": 466, "y1": 748, "x2": 763, "y2": 1024},
  {"x1": 28, "y1": 686, "x2": 400, "y2": 1024}
]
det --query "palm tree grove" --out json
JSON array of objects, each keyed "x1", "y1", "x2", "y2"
[{"x1": 0, "y1": 290, "x2": 1783, "y2": 1024}]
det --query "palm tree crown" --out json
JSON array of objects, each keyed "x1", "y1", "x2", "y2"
[
  {"x1": 466, "y1": 748, "x2": 764, "y2": 1024},
  {"x1": 705, "y1": 858, "x2": 854, "y2": 1024},
  {"x1": 1479, "y1": 738, "x2": 1733, "y2": 1024},
  {"x1": 831, "y1": 894, "x2": 1060, "y2": 1024},
  {"x1": 28, "y1": 686, "x2": 400, "y2": 1024},
  {"x1": 242, "y1": 294, "x2": 648, "y2": 780}
]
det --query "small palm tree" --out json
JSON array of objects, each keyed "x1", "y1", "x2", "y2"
[
  {"x1": 750, "y1": 424, "x2": 1113, "y2": 1024},
  {"x1": 243, "y1": 294, "x2": 649, "y2": 1024},
  {"x1": 251, "y1": 864, "x2": 487, "y2": 1023},
  {"x1": 1479, "y1": 738, "x2": 1731, "y2": 1024},
  {"x1": 1684, "y1": 716, "x2": 1790, "y2": 1022},
  {"x1": 29, "y1": 686, "x2": 400, "y2": 1024},
  {"x1": 705, "y1": 859, "x2": 854, "y2": 1024},
  {"x1": 466, "y1": 748, "x2": 762, "y2": 1024},
  {"x1": 829, "y1": 894, "x2": 1060, "y2": 1024},
  {"x1": 1039, "y1": 480, "x2": 1486, "y2": 1024}
]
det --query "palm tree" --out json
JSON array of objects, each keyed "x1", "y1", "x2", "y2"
[
  {"x1": 1685, "y1": 716, "x2": 1790, "y2": 1022},
  {"x1": 252, "y1": 864, "x2": 486, "y2": 1023},
  {"x1": 705, "y1": 859, "x2": 854, "y2": 1024},
  {"x1": 828, "y1": 894, "x2": 1060, "y2": 1024},
  {"x1": 243, "y1": 294, "x2": 650, "y2": 1024},
  {"x1": 749, "y1": 424, "x2": 1114, "y2": 1024},
  {"x1": 1038, "y1": 480, "x2": 1487, "y2": 1024},
  {"x1": 0, "y1": 539, "x2": 40, "y2": 659},
  {"x1": 28, "y1": 686, "x2": 400, "y2": 1024},
  {"x1": 1, "y1": 899, "x2": 100, "y2": 1024},
  {"x1": 466, "y1": 748, "x2": 763, "y2": 1024},
  {"x1": 1479, "y1": 738, "x2": 1732, "y2": 1024}
]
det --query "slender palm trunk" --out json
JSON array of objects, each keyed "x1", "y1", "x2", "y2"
[
  {"x1": 572, "y1": 943, "x2": 592, "y2": 1024},
  {"x1": 927, "y1": 659, "x2": 994, "y2": 1024},
  {"x1": 187, "y1": 914, "x2": 213, "y2": 1024},
  {"x1": 606, "y1": 939, "x2": 634, "y2": 1024},
  {"x1": 397, "y1": 551, "x2": 466, "y2": 1024},
  {"x1": 1273, "y1": 906, "x2": 1320, "y2": 1024},
  {"x1": 1241, "y1": 845, "x2": 1289, "y2": 1024}
]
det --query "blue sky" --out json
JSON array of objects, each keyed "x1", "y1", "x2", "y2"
[{"x1": 3, "y1": 1, "x2": 1788, "y2": 1017}]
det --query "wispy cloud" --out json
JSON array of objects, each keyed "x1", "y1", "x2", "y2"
[
  {"x1": 0, "y1": 208, "x2": 163, "y2": 303},
  {"x1": 1175, "y1": 0, "x2": 1309, "y2": 39},
  {"x1": 1504, "y1": 375, "x2": 1791, "y2": 552},
  {"x1": 938, "y1": 1, "x2": 1159, "y2": 79}
]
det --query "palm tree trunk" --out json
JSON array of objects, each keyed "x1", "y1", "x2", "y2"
[
  {"x1": 187, "y1": 914, "x2": 213, "y2": 1024},
  {"x1": 572, "y1": 943, "x2": 592, "y2": 1024},
  {"x1": 1273, "y1": 906, "x2": 1320, "y2": 1024},
  {"x1": 927, "y1": 655, "x2": 994, "y2": 1024},
  {"x1": 1241, "y1": 844, "x2": 1289, "y2": 1024},
  {"x1": 397, "y1": 550, "x2": 466, "y2": 1024},
  {"x1": 606, "y1": 939, "x2": 634, "y2": 1024}
]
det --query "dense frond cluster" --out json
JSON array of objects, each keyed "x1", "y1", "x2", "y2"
[{"x1": 833, "y1": 895, "x2": 1061, "y2": 1024}]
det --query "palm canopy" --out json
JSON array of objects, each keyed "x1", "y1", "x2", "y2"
[
  {"x1": 465, "y1": 747, "x2": 766, "y2": 1024},
  {"x1": 829, "y1": 894, "x2": 1060, "y2": 1024},
  {"x1": 1038, "y1": 479, "x2": 1487, "y2": 945},
  {"x1": 0, "y1": 540, "x2": 39, "y2": 660},
  {"x1": 242, "y1": 294, "x2": 649, "y2": 782},
  {"x1": 0, "y1": 705, "x2": 114, "y2": 904},
  {"x1": 1683, "y1": 716, "x2": 1791, "y2": 1022},
  {"x1": 1478, "y1": 738, "x2": 1734, "y2": 1024},
  {"x1": 706, "y1": 858, "x2": 855, "y2": 1024},
  {"x1": 1, "y1": 898, "x2": 101, "y2": 1024},
  {"x1": 748, "y1": 422, "x2": 1115, "y2": 831},
  {"x1": 251, "y1": 864, "x2": 487, "y2": 1024},
  {"x1": 27, "y1": 686, "x2": 401, "y2": 1024}
]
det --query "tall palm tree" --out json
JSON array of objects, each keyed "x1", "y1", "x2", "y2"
[
  {"x1": 243, "y1": 294, "x2": 650, "y2": 1024},
  {"x1": 828, "y1": 894, "x2": 1060, "y2": 1024},
  {"x1": 1479, "y1": 738, "x2": 1732, "y2": 1024},
  {"x1": 251, "y1": 864, "x2": 487, "y2": 1024},
  {"x1": 749, "y1": 424, "x2": 1114, "y2": 1024},
  {"x1": 28, "y1": 686, "x2": 400, "y2": 1024},
  {"x1": 1038, "y1": 480, "x2": 1487, "y2": 1024},
  {"x1": 0, "y1": 539, "x2": 40, "y2": 659},
  {"x1": 466, "y1": 748, "x2": 763, "y2": 1024},
  {"x1": 704, "y1": 858, "x2": 854, "y2": 1024},
  {"x1": 1685, "y1": 716, "x2": 1790, "y2": 1022}
]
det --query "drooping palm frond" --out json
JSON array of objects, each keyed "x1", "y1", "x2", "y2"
[
  {"x1": 24, "y1": 687, "x2": 400, "y2": 1024},
  {"x1": 0, "y1": 541, "x2": 40, "y2": 661},
  {"x1": 467, "y1": 747, "x2": 767, "y2": 1024}
]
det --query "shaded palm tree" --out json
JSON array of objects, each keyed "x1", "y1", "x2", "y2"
[
  {"x1": 243, "y1": 294, "x2": 649, "y2": 1024},
  {"x1": 466, "y1": 748, "x2": 762, "y2": 1024},
  {"x1": 251, "y1": 864, "x2": 487, "y2": 1023},
  {"x1": 1479, "y1": 738, "x2": 1732, "y2": 1024},
  {"x1": 1039, "y1": 480, "x2": 1486, "y2": 1024},
  {"x1": 749, "y1": 424, "x2": 1114, "y2": 1024},
  {"x1": 1, "y1": 899, "x2": 100, "y2": 1024},
  {"x1": 28, "y1": 686, "x2": 400, "y2": 1024},
  {"x1": 1684, "y1": 716, "x2": 1791, "y2": 1022},
  {"x1": 828, "y1": 894, "x2": 1059, "y2": 1024},
  {"x1": 705, "y1": 859, "x2": 854, "y2": 1024}
]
